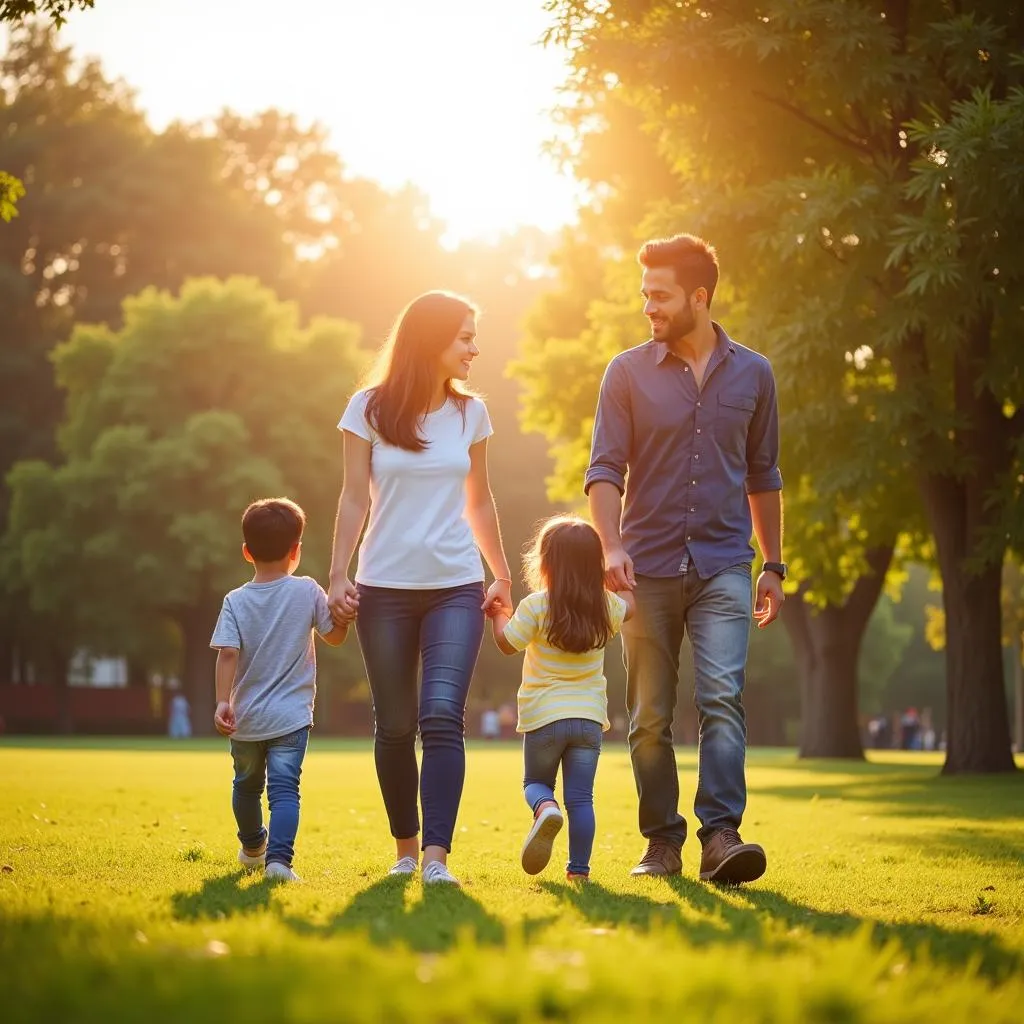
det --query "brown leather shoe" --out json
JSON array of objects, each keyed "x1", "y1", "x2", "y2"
[
  {"x1": 699, "y1": 827, "x2": 766, "y2": 883},
  {"x1": 630, "y1": 838, "x2": 683, "y2": 876}
]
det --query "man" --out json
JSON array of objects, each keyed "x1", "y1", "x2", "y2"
[{"x1": 585, "y1": 233, "x2": 785, "y2": 883}]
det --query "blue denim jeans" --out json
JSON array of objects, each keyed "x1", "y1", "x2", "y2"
[
  {"x1": 230, "y1": 725, "x2": 309, "y2": 868},
  {"x1": 355, "y1": 582, "x2": 485, "y2": 852},
  {"x1": 622, "y1": 565, "x2": 752, "y2": 846},
  {"x1": 523, "y1": 718, "x2": 603, "y2": 876}
]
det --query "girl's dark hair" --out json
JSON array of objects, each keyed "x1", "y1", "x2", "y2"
[
  {"x1": 525, "y1": 515, "x2": 613, "y2": 654},
  {"x1": 363, "y1": 290, "x2": 479, "y2": 451}
]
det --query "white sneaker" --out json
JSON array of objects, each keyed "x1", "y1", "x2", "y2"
[
  {"x1": 389, "y1": 856, "x2": 418, "y2": 876},
  {"x1": 521, "y1": 805, "x2": 564, "y2": 875},
  {"x1": 422, "y1": 860, "x2": 460, "y2": 886},
  {"x1": 238, "y1": 846, "x2": 266, "y2": 870},
  {"x1": 265, "y1": 861, "x2": 301, "y2": 882}
]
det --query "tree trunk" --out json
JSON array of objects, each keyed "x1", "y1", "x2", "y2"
[
  {"x1": 923, "y1": 475, "x2": 1016, "y2": 773},
  {"x1": 177, "y1": 600, "x2": 219, "y2": 737},
  {"x1": 45, "y1": 644, "x2": 73, "y2": 735},
  {"x1": 1013, "y1": 631, "x2": 1023, "y2": 756},
  {"x1": 783, "y1": 545, "x2": 895, "y2": 759}
]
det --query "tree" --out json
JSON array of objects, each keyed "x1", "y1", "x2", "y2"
[
  {"x1": 0, "y1": 1, "x2": 93, "y2": 25},
  {"x1": 541, "y1": 0, "x2": 1023, "y2": 773},
  {"x1": 4, "y1": 277, "x2": 365, "y2": 728}
]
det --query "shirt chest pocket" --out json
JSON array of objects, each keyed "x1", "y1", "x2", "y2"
[{"x1": 715, "y1": 392, "x2": 756, "y2": 454}]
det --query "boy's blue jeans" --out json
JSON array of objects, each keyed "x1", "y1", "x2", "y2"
[
  {"x1": 230, "y1": 725, "x2": 309, "y2": 868},
  {"x1": 523, "y1": 718, "x2": 603, "y2": 876}
]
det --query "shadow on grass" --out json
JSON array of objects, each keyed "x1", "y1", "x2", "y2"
[
  {"x1": 751, "y1": 767, "x2": 1024, "y2": 822},
  {"x1": 171, "y1": 870, "x2": 273, "y2": 922},
  {"x1": 280, "y1": 874, "x2": 509, "y2": 953},
  {"x1": 540, "y1": 876, "x2": 1021, "y2": 982}
]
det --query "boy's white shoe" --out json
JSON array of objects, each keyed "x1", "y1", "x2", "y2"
[
  {"x1": 238, "y1": 846, "x2": 266, "y2": 870},
  {"x1": 265, "y1": 861, "x2": 301, "y2": 882},
  {"x1": 521, "y1": 805, "x2": 564, "y2": 875},
  {"x1": 389, "y1": 856, "x2": 418, "y2": 876},
  {"x1": 422, "y1": 860, "x2": 460, "y2": 886}
]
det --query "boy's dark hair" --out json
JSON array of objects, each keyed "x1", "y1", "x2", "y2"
[
  {"x1": 525, "y1": 515, "x2": 613, "y2": 654},
  {"x1": 242, "y1": 498, "x2": 306, "y2": 562},
  {"x1": 637, "y1": 233, "x2": 720, "y2": 307}
]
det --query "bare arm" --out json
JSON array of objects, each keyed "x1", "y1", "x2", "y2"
[
  {"x1": 490, "y1": 610, "x2": 518, "y2": 656},
  {"x1": 466, "y1": 438, "x2": 513, "y2": 613},
  {"x1": 748, "y1": 488, "x2": 785, "y2": 628},
  {"x1": 589, "y1": 481, "x2": 635, "y2": 589},
  {"x1": 213, "y1": 647, "x2": 239, "y2": 735},
  {"x1": 327, "y1": 430, "x2": 371, "y2": 620},
  {"x1": 318, "y1": 622, "x2": 349, "y2": 647},
  {"x1": 616, "y1": 588, "x2": 637, "y2": 623}
]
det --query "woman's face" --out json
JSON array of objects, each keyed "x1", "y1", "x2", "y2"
[{"x1": 438, "y1": 313, "x2": 479, "y2": 382}]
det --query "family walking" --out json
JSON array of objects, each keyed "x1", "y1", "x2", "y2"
[{"x1": 209, "y1": 233, "x2": 786, "y2": 888}]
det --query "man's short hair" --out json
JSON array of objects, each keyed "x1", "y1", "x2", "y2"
[
  {"x1": 242, "y1": 498, "x2": 306, "y2": 562},
  {"x1": 638, "y1": 233, "x2": 719, "y2": 307}
]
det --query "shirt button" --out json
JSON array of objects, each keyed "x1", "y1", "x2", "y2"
[
  {"x1": 696, "y1": 428, "x2": 702, "y2": 434},
  {"x1": 694, "y1": 454, "x2": 699, "y2": 460},
  {"x1": 691, "y1": 480, "x2": 696, "y2": 485},
  {"x1": 690, "y1": 507, "x2": 696, "y2": 513},
  {"x1": 686, "y1": 535, "x2": 692, "y2": 541},
  {"x1": 684, "y1": 366, "x2": 689, "y2": 372},
  {"x1": 697, "y1": 401, "x2": 702, "y2": 407}
]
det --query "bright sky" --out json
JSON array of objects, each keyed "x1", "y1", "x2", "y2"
[{"x1": 59, "y1": 0, "x2": 580, "y2": 244}]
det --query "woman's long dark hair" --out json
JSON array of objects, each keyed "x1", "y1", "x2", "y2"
[
  {"x1": 363, "y1": 290, "x2": 479, "y2": 451},
  {"x1": 525, "y1": 515, "x2": 613, "y2": 654}
]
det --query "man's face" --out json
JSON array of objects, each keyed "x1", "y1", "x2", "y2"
[{"x1": 641, "y1": 266, "x2": 697, "y2": 343}]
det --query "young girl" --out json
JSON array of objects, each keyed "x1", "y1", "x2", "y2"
[{"x1": 489, "y1": 515, "x2": 634, "y2": 880}]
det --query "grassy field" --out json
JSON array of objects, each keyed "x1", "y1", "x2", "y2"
[{"x1": 1, "y1": 739, "x2": 1022, "y2": 1023}]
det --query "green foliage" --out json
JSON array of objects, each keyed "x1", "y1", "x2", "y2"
[
  {"x1": 3, "y1": 277, "x2": 365, "y2": 694},
  {"x1": 0, "y1": 170, "x2": 25, "y2": 221},
  {"x1": 0, "y1": 1, "x2": 93, "y2": 26},
  {"x1": 1, "y1": 742, "x2": 1023, "y2": 1022}
]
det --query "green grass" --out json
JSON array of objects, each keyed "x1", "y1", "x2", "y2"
[{"x1": 1, "y1": 741, "x2": 1022, "y2": 1023}]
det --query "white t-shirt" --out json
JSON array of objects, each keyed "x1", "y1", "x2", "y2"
[{"x1": 338, "y1": 389, "x2": 493, "y2": 589}]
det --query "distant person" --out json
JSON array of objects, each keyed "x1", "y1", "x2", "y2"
[
  {"x1": 488, "y1": 514, "x2": 634, "y2": 881},
  {"x1": 327, "y1": 291, "x2": 513, "y2": 887},
  {"x1": 167, "y1": 691, "x2": 191, "y2": 739},
  {"x1": 586, "y1": 233, "x2": 784, "y2": 883},
  {"x1": 481, "y1": 708, "x2": 501, "y2": 740},
  {"x1": 211, "y1": 498, "x2": 352, "y2": 883}
]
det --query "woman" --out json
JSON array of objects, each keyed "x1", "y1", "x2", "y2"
[{"x1": 328, "y1": 290, "x2": 512, "y2": 886}]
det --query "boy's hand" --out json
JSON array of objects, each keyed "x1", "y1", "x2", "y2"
[{"x1": 214, "y1": 701, "x2": 236, "y2": 736}]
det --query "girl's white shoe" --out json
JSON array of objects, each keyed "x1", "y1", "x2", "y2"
[
  {"x1": 265, "y1": 862, "x2": 301, "y2": 882},
  {"x1": 521, "y1": 805, "x2": 564, "y2": 875},
  {"x1": 422, "y1": 860, "x2": 460, "y2": 886},
  {"x1": 388, "y1": 856, "x2": 418, "y2": 876}
]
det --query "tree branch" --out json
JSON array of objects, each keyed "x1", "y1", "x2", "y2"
[{"x1": 751, "y1": 90, "x2": 872, "y2": 155}]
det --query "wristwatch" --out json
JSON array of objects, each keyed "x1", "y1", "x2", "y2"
[{"x1": 762, "y1": 561, "x2": 788, "y2": 580}]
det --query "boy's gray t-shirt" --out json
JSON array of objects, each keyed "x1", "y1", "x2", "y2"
[{"x1": 210, "y1": 575, "x2": 334, "y2": 742}]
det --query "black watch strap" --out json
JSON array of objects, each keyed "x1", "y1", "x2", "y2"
[{"x1": 763, "y1": 561, "x2": 787, "y2": 580}]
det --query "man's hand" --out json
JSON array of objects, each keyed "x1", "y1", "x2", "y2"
[
  {"x1": 214, "y1": 701, "x2": 236, "y2": 736},
  {"x1": 754, "y1": 570, "x2": 785, "y2": 628},
  {"x1": 604, "y1": 546, "x2": 636, "y2": 591}
]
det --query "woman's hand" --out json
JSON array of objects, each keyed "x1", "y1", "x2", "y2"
[
  {"x1": 482, "y1": 579, "x2": 512, "y2": 618},
  {"x1": 328, "y1": 577, "x2": 360, "y2": 626}
]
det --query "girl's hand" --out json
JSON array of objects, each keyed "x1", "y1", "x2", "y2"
[{"x1": 482, "y1": 579, "x2": 512, "y2": 618}]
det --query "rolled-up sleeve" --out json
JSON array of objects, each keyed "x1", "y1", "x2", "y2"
[
  {"x1": 745, "y1": 361, "x2": 783, "y2": 494},
  {"x1": 584, "y1": 358, "x2": 630, "y2": 495}
]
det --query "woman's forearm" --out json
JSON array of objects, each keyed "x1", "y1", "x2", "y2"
[
  {"x1": 329, "y1": 489, "x2": 369, "y2": 583},
  {"x1": 467, "y1": 498, "x2": 511, "y2": 581}
]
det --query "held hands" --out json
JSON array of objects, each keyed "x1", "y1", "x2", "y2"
[
  {"x1": 482, "y1": 579, "x2": 513, "y2": 619},
  {"x1": 328, "y1": 577, "x2": 360, "y2": 627},
  {"x1": 754, "y1": 570, "x2": 785, "y2": 629},
  {"x1": 214, "y1": 701, "x2": 236, "y2": 736},
  {"x1": 604, "y1": 547, "x2": 636, "y2": 592}
]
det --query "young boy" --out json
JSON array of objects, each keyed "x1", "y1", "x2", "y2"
[{"x1": 210, "y1": 497, "x2": 354, "y2": 882}]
